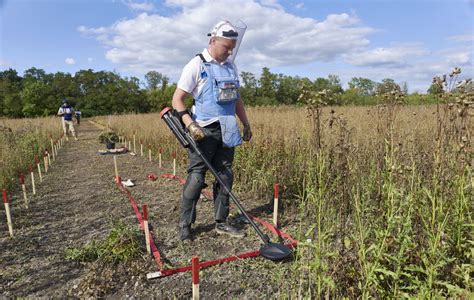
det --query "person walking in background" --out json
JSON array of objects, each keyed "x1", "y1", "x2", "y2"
[
  {"x1": 75, "y1": 109, "x2": 81, "y2": 126},
  {"x1": 57, "y1": 99, "x2": 78, "y2": 141},
  {"x1": 171, "y1": 20, "x2": 252, "y2": 241}
]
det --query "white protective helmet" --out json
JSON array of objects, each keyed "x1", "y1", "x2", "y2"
[{"x1": 208, "y1": 20, "x2": 247, "y2": 62}]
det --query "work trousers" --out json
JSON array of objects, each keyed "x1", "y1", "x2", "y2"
[
  {"x1": 179, "y1": 122, "x2": 235, "y2": 228},
  {"x1": 62, "y1": 119, "x2": 76, "y2": 137}
]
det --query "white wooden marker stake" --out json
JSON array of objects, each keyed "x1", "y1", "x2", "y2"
[
  {"x1": 3, "y1": 189, "x2": 13, "y2": 237},
  {"x1": 143, "y1": 204, "x2": 151, "y2": 254},
  {"x1": 50, "y1": 138, "x2": 55, "y2": 160},
  {"x1": 192, "y1": 256, "x2": 200, "y2": 300},
  {"x1": 35, "y1": 156, "x2": 43, "y2": 182},
  {"x1": 273, "y1": 183, "x2": 280, "y2": 227},
  {"x1": 173, "y1": 152, "x2": 176, "y2": 177},
  {"x1": 133, "y1": 133, "x2": 136, "y2": 153},
  {"x1": 113, "y1": 155, "x2": 119, "y2": 180},
  {"x1": 148, "y1": 145, "x2": 152, "y2": 162},
  {"x1": 140, "y1": 141, "x2": 144, "y2": 156},
  {"x1": 43, "y1": 151, "x2": 49, "y2": 173},
  {"x1": 47, "y1": 152, "x2": 51, "y2": 165},
  {"x1": 128, "y1": 140, "x2": 132, "y2": 151},
  {"x1": 159, "y1": 148, "x2": 162, "y2": 168},
  {"x1": 29, "y1": 165, "x2": 36, "y2": 195},
  {"x1": 19, "y1": 174, "x2": 28, "y2": 208}
]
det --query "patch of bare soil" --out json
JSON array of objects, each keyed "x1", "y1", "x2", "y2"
[{"x1": 0, "y1": 121, "x2": 299, "y2": 298}]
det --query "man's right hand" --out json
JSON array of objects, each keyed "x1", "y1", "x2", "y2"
[{"x1": 187, "y1": 122, "x2": 205, "y2": 141}]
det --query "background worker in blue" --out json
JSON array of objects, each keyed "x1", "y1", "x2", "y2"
[
  {"x1": 75, "y1": 109, "x2": 82, "y2": 126},
  {"x1": 172, "y1": 20, "x2": 252, "y2": 241},
  {"x1": 57, "y1": 99, "x2": 78, "y2": 141}
]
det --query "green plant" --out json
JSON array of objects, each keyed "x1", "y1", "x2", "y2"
[
  {"x1": 65, "y1": 222, "x2": 142, "y2": 263},
  {"x1": 98, "y1": 130, "x2": 119, "y2": 144}
]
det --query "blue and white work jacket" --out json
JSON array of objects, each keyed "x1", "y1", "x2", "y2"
[
  {"x1": 59, "y1": 105, "x2": 74, "y2": 121},
  {"x1": 192, "y1": 55, "x2": 242, "y2": 148}
]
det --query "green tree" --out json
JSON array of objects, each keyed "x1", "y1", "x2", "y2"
[
  {"x1": 0, "y1": 69, "x2": 23, "y2": 117},
  {"x1": 20, "y1": 81, "x2": 52, "y2": 117},
  {"x1": 145, "y1": 71, "x2": 169, "y2": 91},
  {"x1": 275, "y1": 74, "x2": 301, "y2": 105},
  {"x1": 240, "y1": 71, "x2": 258, "y2": 105},
  {"x1": 348, "y1": 77, "x2": 377, "y2": 96},
  {"x1": 376, "y1": 78, "x2": 402, "y2": 95}
]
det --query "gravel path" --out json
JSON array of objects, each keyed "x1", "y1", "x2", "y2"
[{"x1": 0, "y1": 121, "x2": 297, "y2": 298}]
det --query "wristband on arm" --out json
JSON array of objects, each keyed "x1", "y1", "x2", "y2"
[{"x1": 177, "y1": 110, "x2": 190, "y2": 120}]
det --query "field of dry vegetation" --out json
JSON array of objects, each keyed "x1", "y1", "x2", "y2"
[
  {"x1": 96, "y1": 98, "x2": 472, "y2": 298},
  {"x1": 1, "y1": 86, "x2": 472, "y2": 297}
]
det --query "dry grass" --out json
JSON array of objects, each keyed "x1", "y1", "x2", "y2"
[
  {"x1": 0, "y1": 116, "x2": 63, "y2": 190},
  {"x1": 89, "y1": 103, "x2": 474, "y2": 297}
]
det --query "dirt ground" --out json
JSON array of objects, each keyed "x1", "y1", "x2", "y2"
[{"x1": 0, "y1": 121, "x2": 299, "y2": 298}]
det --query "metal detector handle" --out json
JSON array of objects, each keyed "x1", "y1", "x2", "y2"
[{"x1": 160, "y1": 107, "x2": 190, "y2": 148}]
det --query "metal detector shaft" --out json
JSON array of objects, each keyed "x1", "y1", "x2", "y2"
[
  {"x1": 187, "y1": 134, "x2": 271, "y2": 245},
  {"x1": 160, "y1": 108, "x2": 271, "y2": 245}
]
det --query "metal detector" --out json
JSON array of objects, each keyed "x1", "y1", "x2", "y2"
[{"x1": 160, "y1": 107, "x2": 292, "y2": 261}]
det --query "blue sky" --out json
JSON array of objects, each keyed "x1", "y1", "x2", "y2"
[{"x1": 1, "y1": 0, "x2": 473, "y2": 92}]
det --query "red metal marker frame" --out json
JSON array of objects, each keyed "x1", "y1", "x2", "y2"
[{"x1": 116, "y1": 175, "x2": 298, "y2": 279}]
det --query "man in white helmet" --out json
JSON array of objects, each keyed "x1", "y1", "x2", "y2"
[{"x1": 172, "y1": 20, "x2": 252, "y2": 241}]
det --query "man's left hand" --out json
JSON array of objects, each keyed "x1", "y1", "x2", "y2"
[{"x1": 243, "y1": 123, "x2": 252, "y2": 142}]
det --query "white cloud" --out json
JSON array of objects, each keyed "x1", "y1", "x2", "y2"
[
  {"x1": 445, "y1": 51, "x2": 471, "y2": 65},
  {"x1": 295, "y1": 2, "x2": 304, "y2": 9},
  {"x1": 80, "y1": 0, "x2": 375, "y2": 79},
  {"x1": 344, "y1": 44, "x2": 428, "y2": 68},
  {"x1": 259, "y1": 0, "x2": 284, "y2": 10},
  {"x1": 65, "y1": 58, "x2": 76, "y2": 65},
  {"x1": 164, "y1": 0, "x2": 201, "y2": 7},
  {"x1": 78, "y1": 0, "x2": 472, "y2": 92},
  {"x1": 87, "y1": 57, "x2": 94, "y2": 63},
  {"x1": 339, "y1": 45, "x2": 473, "y2": 93},
  {"x1": 448, "y1": 34, "x2": 474, "y2": 43},
  {"x1": 124, "y1": 1, "x2": 155, "y2": 12}
]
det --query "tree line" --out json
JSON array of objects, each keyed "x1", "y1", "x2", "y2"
[{"x1": 0, "y1": 66, "x2": 446, "y2": 118}]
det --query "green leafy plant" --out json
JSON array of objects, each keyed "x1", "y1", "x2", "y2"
[
  {"x1": 65, "y1": 222, "x2": 142, "y2": 263},
  {"x1": 98, "y1": 130, "x2": 119, "y2": 144}
]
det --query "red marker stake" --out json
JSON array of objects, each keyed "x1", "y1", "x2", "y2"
[
  {"x1": 273, "y1": 183, "x2": 280, "y2": 227},
  {"x1": 19, "y1": 174, "x2": 28, "y2": 208},
  {"x1": 143, "y1": 204, "x2": 151, "y2": 254},
  {"x1": 192, "y1": 256, "x2": 200, "y2": 300},
  {"x1": 29, "y1": 165, "x2": 36, "y2": 195},
  {"x1": 3, "y1": 189, "x2": 13, "y2": 237}
]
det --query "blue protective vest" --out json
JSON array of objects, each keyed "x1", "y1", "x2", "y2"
[
  {"x1": 193, "y1": 57, "x2": 242, "y2": 147},
  {"x1": 62, "y1": 105, "x2": 73, "y2": 121}
]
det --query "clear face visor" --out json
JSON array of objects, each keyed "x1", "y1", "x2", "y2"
[{"x1": 228, "y1": 20, "x2": 246, "y2": 63}]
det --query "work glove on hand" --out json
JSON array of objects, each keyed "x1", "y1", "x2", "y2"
[
  {"x1": 242, "y1": 123, "x2": 252, "y2": 142},
  {"x1": 187, "y1": 122, "x2": 205, "y2": 141}
]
